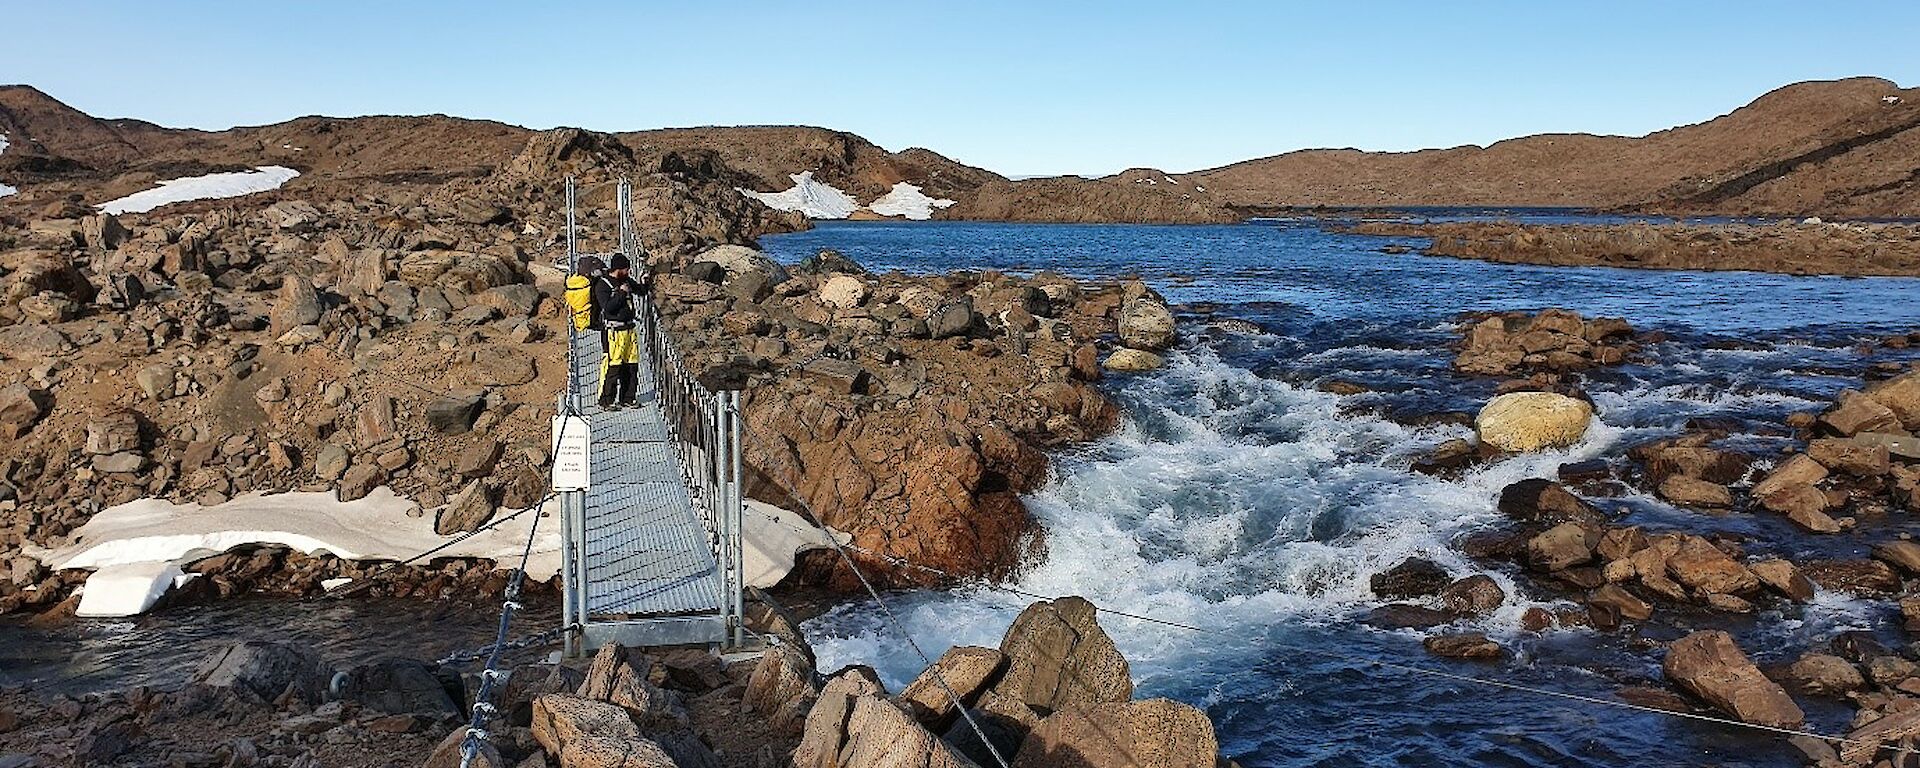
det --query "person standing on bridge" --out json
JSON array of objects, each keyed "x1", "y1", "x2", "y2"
[
  {"x1": 594, "y1": 253, "x2": 645, "y2": 409},
  {"x1": 565, "y1": 255, "x2": 605, "y2": 351}
]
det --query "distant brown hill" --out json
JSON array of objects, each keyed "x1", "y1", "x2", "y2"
[
  {"x1": 3, "y1": 77, "x2": 1915, "y2": 222},
  {"x1": 1175, "y1": 77, "x2": 1920, "y2": 218}
]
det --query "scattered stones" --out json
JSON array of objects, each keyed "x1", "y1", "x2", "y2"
[
  {"x1": 1454, "y1": 310, "x2": 1634, "y2": 376},
  {"x1": 1422, "y1": 633, "x2": 1505, "y2": 660}
]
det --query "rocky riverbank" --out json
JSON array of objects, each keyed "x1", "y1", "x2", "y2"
[
  {"x1": 1344, "y1": 219, "x2": 1920, "y2": 277},
  {"x1": 0, "y1": 107, "x2": 1196, "y2": 615},
  {"x1": 1374, "y1": 310, "x2": 1920, "y2": 764},
  {"x1": 0, "y1": 593, "x2": 1221, "y2": 768}
]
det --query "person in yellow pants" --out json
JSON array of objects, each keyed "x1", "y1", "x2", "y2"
[{"x1": 593, "y1": 254, "x2": 644, "y2": 409}]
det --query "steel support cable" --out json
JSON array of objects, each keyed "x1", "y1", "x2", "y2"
[
  {"x1": 458, "y1": 396, "x2": 580, "y2": 768},
  {"x1": 731, "y1": 429, "x2": 1917, "y2": 762}
]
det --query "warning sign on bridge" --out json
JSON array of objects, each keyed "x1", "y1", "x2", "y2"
[{"x1": 551, "y1": 415, "x2": 591, "y2": 491}]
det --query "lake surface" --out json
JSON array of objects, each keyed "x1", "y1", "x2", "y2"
[{"x1": 763, "y1": 218, "x2": 1920, "y2": 767}]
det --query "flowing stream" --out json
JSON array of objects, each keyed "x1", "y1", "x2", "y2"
[{"x1": 761, "y1": 216, "x2": 1920, "y2": 767}]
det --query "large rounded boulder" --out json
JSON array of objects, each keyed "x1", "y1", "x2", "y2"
[
  {"x1": 1476, "y1": 392, "x2": 1593, "y2": 452},
  {"x1": 1117, "y1": 298, "x2": 1176, "y2": 351}
]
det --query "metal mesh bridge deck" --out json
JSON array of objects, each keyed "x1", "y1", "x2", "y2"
[
  {"x1": 555, "y1": 176, "x2": 746, "y2": 652},
  {"x1": 568, "y1": 332, "x2": 721, "y2": 621}
]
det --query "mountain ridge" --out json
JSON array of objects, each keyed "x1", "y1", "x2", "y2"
[{"x1": 2, "y1": 77, "x2": 1916, "y2": 220}]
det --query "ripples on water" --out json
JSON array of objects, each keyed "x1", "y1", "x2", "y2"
[{"x1": 761, "y1": 218, "x2": 1920, "y2": 767}]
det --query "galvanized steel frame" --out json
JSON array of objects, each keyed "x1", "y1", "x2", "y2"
[{"x1": 558, "y1": 176, "x2": 747, "y2": 654}]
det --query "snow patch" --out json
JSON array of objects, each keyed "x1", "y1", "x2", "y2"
[
  {"x1": 34, "y1": 486, "x2": 835, "y2": 617},
  {"x1": 35, "y1": 488, "x2": 559, "y2": 617},
  {"x1": 97, "y1": 165, "x2": 300, "y2": 215},
  {"x1": 0, "y1": 133, "x2": 14, "y2": 199},
  {"x1": 865, "y1": 182, "x2": 956, "y2": 221},
  {"x1": 738, "y1": 171, "x2": 860, "y2": 219}
]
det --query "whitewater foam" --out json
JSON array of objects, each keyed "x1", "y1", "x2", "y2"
[{"x1": 808, "y1": 347, "x2": 1627, "y2": 690}]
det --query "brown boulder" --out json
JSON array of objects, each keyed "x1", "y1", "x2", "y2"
[
  {"x1": 1438, "y1": 575, "x2": 1506, "y2": 616},
  {"x1": 530, "y1": 694, "x2": 641, "y2": 756},
  {"x1": 1498, "y1": 479, "x2": 1604, "y2": 527},
  {"x1": 1822, "y1": 390, "x2": 1902, "y2": 436},
  {"x1": 1786, "y1": 653, "x2": 1865, "y2": 696},
  {"x1": 1841, "y1": 709, "x2": 1920, "y2": 765},
  {"x1": 743, "y1": 641, "x2": 817, "y2": 734},
  {"x1": 1588, "y1": 584, "x2": 1653, "y2": 621},
  {"x1": 1527, "y1": 522, "x2": 1597, "y2": 572},
  {"x1": 1750, "y1": 454, "x2": 1828, "y2": 498},
  {"x1": 556, "y1": 735, "x2": 677, "y2": 768},
  {"x1": 1011, "y1": 698, "x2": 1217, "y2": 768},
  {"x1": 1801, "y1": 559, "x2": 1901, "y2": 595},
  {"x1": 1806, "y1": 437, "x2": 1891, "y2": 476},
  {"x1": 0, "y1": 384, "x2": 51, "y2": 440},
  {"x1": 1756, "y1": 482, "x2": 1841, "y2": 533},
  {"x1": 989, "y1": 596, "x2": 1132, "y2": 716},
  {"x1": 1748, "y1": 559, "x2": 1816, "y2": 602},
  {"x1": 797, "y1": 670, "x2": 972, "y2": 768},
  {"x1": 1870, "y1": 540, "x2": 1920, "y2": 575},
  {"x1": 575, "y1": 644, "x2": 685, "y2": 730},
  {"x1": 269, "y1": 277, "x2": 322, "y2": 334},
  {"x1": 423, "y1": 727, "x2": 504, "y2": 768},
  {"x1": 900, "y1": 646, "x2": 1006, "y2": 731},
  {"x1": 1664, "y1": 537, "x2": 1757, "y2": 595},
  {"x1": 1657, "y1": 476, "x2": 1732, "y2": 508},
  {"x1": 1422, "y1": 633, "x2": 1505, "y2": 659},
  {"x1": 1662, "y1": 631, "x2": 1804, "y2": 727},
  {"x1": 1369, "y1": 557, "x2": 1451, "y2": 599},
  {"x1": 1864, "y1": 370, "x2": 1920, "y2": 429}
]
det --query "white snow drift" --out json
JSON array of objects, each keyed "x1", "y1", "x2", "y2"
[
  {"x1": 34, "y1": 486, "x2": 841, "y2": 618},
  {"x1": 867, "y1": 182, "x2": 957, "y2": 220},
  {"x1": 0, "y1": 133, "x2": 15, "y2": 199},
  {"x1": 97, "y1": 165, "x2": 300, "y2": 215},
  {"x1": 739, "y1": 171, "x2": 861, "y2": 219},
  {"x1": 739, "y1": 173, "x2": 956, "y2": 220}
]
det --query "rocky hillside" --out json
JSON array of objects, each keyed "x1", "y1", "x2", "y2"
[{"x1": 1179, "y1": 77, "x2": 1920, "y2": 218}]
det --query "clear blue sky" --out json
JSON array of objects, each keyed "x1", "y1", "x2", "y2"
[{"x1": 11, "y1": 1, "x2": 1916, "y2": 177}]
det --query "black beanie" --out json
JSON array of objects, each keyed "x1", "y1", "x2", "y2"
[{"x1": 610, "y1": 253, "x2": 632, "y2": 271}]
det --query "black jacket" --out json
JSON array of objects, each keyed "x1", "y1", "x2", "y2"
[{"x1": 592, "y1": 274, "x2": 642, "y2": 329}]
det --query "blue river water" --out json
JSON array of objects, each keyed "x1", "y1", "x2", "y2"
[{"x1": 762, "y1": 218, "x2": 1920, "y2": 767}]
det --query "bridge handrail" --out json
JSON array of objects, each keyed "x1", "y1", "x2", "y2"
[{"x1": 618, "y1": 177, "x2": 747, "y2": 646}]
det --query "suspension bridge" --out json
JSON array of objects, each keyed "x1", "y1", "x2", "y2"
[{"x1": 551, "y1": 176, "x2": 747, "y2": 653}]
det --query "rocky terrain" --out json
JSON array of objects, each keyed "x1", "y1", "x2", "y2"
[
  {"x1": 0, "y1": 594, "x2": 1222, "y2": 768},
  {"x1": 1345, "y1": 219, "x2": 1920, "y2": 277},
  {"x1": 1375, "y1": 310, "x2": 1920, "y2": 764},
  {"x1": 0, "y1": 83, "x2": 1201, "y2": 618}
]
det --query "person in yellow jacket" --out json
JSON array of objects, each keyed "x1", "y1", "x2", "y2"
[
  {"x1": 564, "y1": 256, "x2": 604, "y2": 351},
  {"x1": 594, "y1": 254, "x2": 647, "y2": 410}
]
